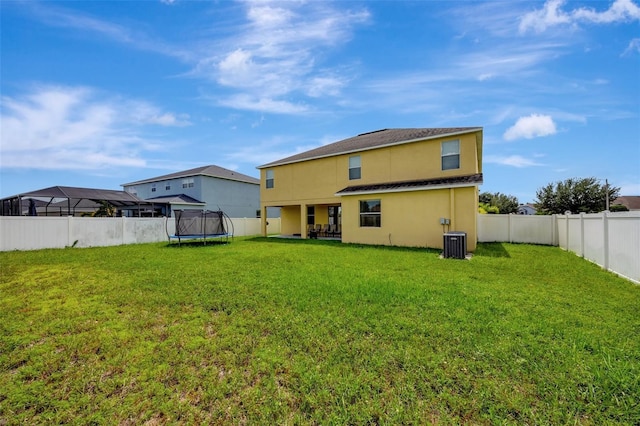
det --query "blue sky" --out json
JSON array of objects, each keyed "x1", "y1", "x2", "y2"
[{"x1": 1, "y1": 0, "x2": 639, "y2": 203}]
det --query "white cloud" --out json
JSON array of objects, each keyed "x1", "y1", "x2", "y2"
[
  {"x1": 197, "y1": 1, "x2": 370, "y2": 113},
  {"x1": 0, "y1": 85, "x2": 188, "y2": 170},
  {"x1": 485, "y1": 155, "x2": 543, "y2": 168},
  {"x1": 217, "y1": 94, "x2": 309, "y2": 115},
  {"x1": 622, "y1": 38, "x2": 640, "y2": 55},
  {"x1": 520, "y1": 0, "x2": 640, "y2": 33},
  {"x1": 503, "y1": 114, "x2": 557, "y2": 141},
  {"x1": 26, "y1": 2, "x2": 190, "y2": 60}
]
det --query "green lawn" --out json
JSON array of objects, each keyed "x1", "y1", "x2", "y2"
[{"x1": 1, "y1": 238, "x2": 638, "y2": 425}]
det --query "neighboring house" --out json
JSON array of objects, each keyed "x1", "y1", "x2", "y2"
[
  {"x1": 612, "y1": 196, "x2": 640, "y2": 211},
  {"x1": 257, "y1": 128, "x2": 483, "y2": 251},
  {"x1": 122, "y1": 165, "x2": 261, "y2": 218},
  {"x1": 517, "y1": 204, "x2": 537, "y2": 215}
]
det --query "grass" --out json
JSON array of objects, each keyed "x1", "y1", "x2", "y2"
[{"x1": 1, "y1": 238, "x2": 639, "y2": 425}]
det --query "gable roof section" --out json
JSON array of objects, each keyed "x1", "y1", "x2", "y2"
[
  {"x1": 258, "y1": 127, "x2": 482, "y2": 169},
  {"x1": 335, "y1": 174, "x2": 483, "y2": 196},
  {"x1": 123, "y1": 165, "x2": 259, "y2": 186}
]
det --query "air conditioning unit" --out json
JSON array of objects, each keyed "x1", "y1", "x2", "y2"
[{"x1": 443, "y1": 232, "x2": 467, "y2": 259}]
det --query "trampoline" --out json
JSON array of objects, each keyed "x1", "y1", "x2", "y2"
[{"x1": 167, "y1": 209, "x2": 234, "y2": 245}]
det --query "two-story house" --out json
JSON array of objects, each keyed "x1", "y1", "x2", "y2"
[
  {"x1": 257, "y1": 128, "x2": 483, "y2": 250},
  {"x1": 122, "y1": 165, "x2": 261, "y2": 218}
]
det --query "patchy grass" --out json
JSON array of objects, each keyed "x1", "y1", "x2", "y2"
[{"x1": 1, "y1": 238, "x2": 638, "y2": 424}]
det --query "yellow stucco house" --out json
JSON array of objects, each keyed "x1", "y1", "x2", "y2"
[{"x1": 257, "y1": 127, "x2": 483, "y2": 251}]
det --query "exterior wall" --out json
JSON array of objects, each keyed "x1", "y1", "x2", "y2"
[
  {"x1": 280, "y1": 206, "x2": 302, "y2": 236},
  {"x1": 124, "y1": 176, "x2": 200, "y2": 201},
  {"x1": 340, "y1": 187, "x2": 477, "y2": 250},
  {"x1": 260, "y1": 132, "x2": 480, "y2": 207},
  {"x1": 200, "y1": 176, "x2": 259, "y2": 218}
]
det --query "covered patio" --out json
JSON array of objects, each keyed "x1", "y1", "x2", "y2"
[{"x1": 261, "y1": 202, "x2": 341, "y2": 240}]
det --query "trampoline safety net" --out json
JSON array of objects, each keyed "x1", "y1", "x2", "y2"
[{"x1": 170, "y1": 209, "x2": 232, "y2": 245}]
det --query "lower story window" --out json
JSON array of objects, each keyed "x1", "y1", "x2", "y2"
[
  {"x1": 307, "y1": 206, "x2": 315, "y2": 225},
  {"x1": 359, "y1": 199, "x2": 381, "y2": 227}
]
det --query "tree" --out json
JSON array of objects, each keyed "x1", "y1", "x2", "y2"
[
  {"x1": 534, "y1": 177, "x2": 619, "y2": 215},
  {"x1": 479, "y1": 192, "x2": 519, "y2": 214},
  {"x1": 93, "y1": 200, "x2": 116, "y2": 217}
]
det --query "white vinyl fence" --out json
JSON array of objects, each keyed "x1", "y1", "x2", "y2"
[
  {"x1": 479, "y1": 212, "x2": 640, "y2": 284},
  {"x1": 0, "y1": 216, "x2": 280, "y2": 252}
]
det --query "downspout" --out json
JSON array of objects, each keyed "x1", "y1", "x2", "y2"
[{"x1": 449, "y1": 188, "x2": 456, "y2": 230}]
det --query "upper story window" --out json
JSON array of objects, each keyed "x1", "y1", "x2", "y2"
[
  {"x1": 360, "y1": 199, "x2": 381, "y2": 227},
  {"x1": 349, "y1": 155, "x2": 361, "y2": 180},
  {"x1": 151, "y1": 183, "x2": 157, "y2": 192},
  {"x1": 266, "y1": 170, "x2": 274, "y2": 189},
  {"x1": 165, "y1": 183, "x2": 171, "y2": 191},
  {"x1": 442, "y1": 140, "x2": 460, "y2": 170},
  {"x1": 182, "y1": 178, "x2": 194, "y2": 188}
]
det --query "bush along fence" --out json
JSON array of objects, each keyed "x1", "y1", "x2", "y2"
[
  {"x1": 0, "y1": 216, "x2": 281, "y2": 252},
  {"x1": 478, "y1": 212, "x2": 639, "y2": 284}
]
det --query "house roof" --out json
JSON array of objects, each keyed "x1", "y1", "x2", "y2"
[
  {"x1": 335, "y1": 174, "x2": 483, "y2": 196},
  {"x1": 613, "y1": 196, "x2": 640, "y2": 210},
  {"x1": 145, "y1": 194, "x2": 205, "y2": 205},
  {"x1": 2, "y1": 186, "x2": 145, "y2": 206},
  {"x1": 258, "y1": 127, "x2": 482, "y2": 169},
  {"x1": 122, "y1": 165, "x2": 259, "y2": 186}
]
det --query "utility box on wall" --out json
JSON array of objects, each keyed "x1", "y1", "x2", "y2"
[{"x1": 443, "y1": 231, "x2": 467, "y2": 259}]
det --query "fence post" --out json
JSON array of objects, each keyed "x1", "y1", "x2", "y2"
[
  {"x1": 68, "y1": 215, "x2": 73, "y2": 247},
  {"x1": 579, "y1": 213, "x2": 585, "y2": 257},
  {"x1": 508, "y1": 213, "x2": 513, "y2": 243},
  {"x1": 602, "y1": 212, "x2": 609, "y2": 271}
]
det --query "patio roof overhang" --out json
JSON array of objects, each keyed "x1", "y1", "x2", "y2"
[{"x1": 335, "y1": 173, "x2": 483, "y2": 197}]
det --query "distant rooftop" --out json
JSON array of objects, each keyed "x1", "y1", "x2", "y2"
[
  {"x1": 122, "y1": 165, "x2": 260, "y2": 186},
  {"x1": 258, "y1": 127, "x2": 482, "y2": 169}
]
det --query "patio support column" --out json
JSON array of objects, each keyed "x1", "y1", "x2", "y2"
[
  {"x1": 261, "y1": 205, "x2": 268, "y2": 236},
  {"x1": 300, "y1": 203, "x2": 307, "y2": 239}
]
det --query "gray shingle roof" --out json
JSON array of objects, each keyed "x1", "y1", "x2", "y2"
[
  {"x1": 335, "y1": 174, "x2": 484, "y2": 196},
  {"x1": 145, "y1": 194, "x2": 205, "y2": 204},
  {"x1": 6, "y1": 186, "x2": 144, "y2": 205},
  {"x1": 122, "y1": 165, "x2": 259, "y2": 186},
  {"x1": 258, "y1": 127, "x2": 482, "y2": 169}
]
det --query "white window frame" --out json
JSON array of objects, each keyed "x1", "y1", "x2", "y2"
[
  {"x1": 349, "y1": 155, "x2": 361, "y2": 180},
  {"x1": 266, "y1": 170, "x2": 274, "y2": 189},
  {"x1": 359, "y1": 199, "x2": 381, "y2": 227},
  {"x1": 441, "y1": 140, "x2": 460, "y2": 170}
]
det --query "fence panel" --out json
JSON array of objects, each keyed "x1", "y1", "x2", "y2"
[
  {"x1": 477, "y1": 215, "x2": 510, "y2": 242},
  {"x1": 582, "y1": 214, "x2": 605, "y2": 266},
  {"x1": 477, "y1": 214, "x2": 554, "y2": 245},
  {"x1": 606, "y1": 214, "x2": 640, "y2": 283},
  {"x1": 0, "y1": 216, "x2": 280, "y2": 251}
]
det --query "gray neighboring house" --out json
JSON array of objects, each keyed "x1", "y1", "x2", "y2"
[
  {"x1": 122, "y1": 165, "x2": 262, "y2": 218},
  {"x1": 517, "y1": 203, "x2": 537, "y2": 215}
]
